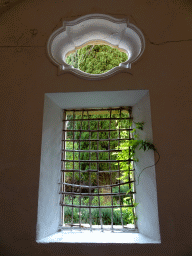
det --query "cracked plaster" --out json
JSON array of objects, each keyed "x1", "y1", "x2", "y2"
[{"x1": 0, "y1": 1, "x2": 192, "y2": 48}]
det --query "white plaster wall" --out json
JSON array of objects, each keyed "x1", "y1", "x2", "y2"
[
  {"x1": 133, "y1": 92, "x2": 160, "y2": 241},
  {"x1": 36, "y1": 95, "x2": 63, "y2": 241}
]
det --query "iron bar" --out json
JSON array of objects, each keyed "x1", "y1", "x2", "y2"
[
  {"x1": 61, "y1": 159, "x2": 134, "y2": 163},
  {"x1": 88, "y1": 116, "x2": 92, "y2": 230},
  {"x1": 78, "y1": 110, "x2": 84, "y2": 227},
  {"x1": 63, "y1": 128, "x2": 132, "y2": 132},
  {"x1": 109, "y1": 109, "x2": 113, "y2": 231},
  {"x1": 59, "y1": 191, "x2": 135, "y2": 196},
  {"x1": 118, "y1": 108, "x2": 124, "y2": 228},
  {"x1": 62, "y1": 149, "x2": 122, "y2": 152},
  {"x1": 71, "y1": 110, "x2": 75, "y2": 227},
  {"x1": 60, "y1": 204, "x2": 134, "y2": 209},
  {"x1": 61, "y1": 169, "x2": 135, "y2": 173},
  {"x1": 63, "y1": 107, "x2": 132, "y2": 112},
  {"x1": 62, "y1": 138, "x2": 131, "y2": 142},
  {"x1": 61, "y1": 107, "x2": 136, "y2": 231},
  {"x1": 61, "y1": 110, "x2": 67, "y2": 226},
  {"x1": 59, "y1": 181, "x2": 135, "y2": 188},
  {"x1": 97, "y1": 119, "x2": 103, "y2": 230},
  {"x1": 63, "y1": 117, "x2": 132, "y2": 122}
]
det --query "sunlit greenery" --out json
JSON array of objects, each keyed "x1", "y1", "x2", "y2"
[
  {"x1": 64, "y1": 185, "x2": 138, "y2": 225},
  {"x1": 63, "y1": 109, "x2": 137, "y2": 225},
  {"x1": 64, "y1": 110, "x2": 131, "y2": 189},
  {"x1": 65, "y1": 44, "x2": 128, "y2": 74}
]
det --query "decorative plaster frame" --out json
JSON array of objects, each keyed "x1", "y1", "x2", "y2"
[{"x1": 47, "y1": 14, "x2": 145, "y2": 80}]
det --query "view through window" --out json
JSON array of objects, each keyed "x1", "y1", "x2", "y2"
[
  {"x1": 60, "y1": 107, "x2": 137, "y2": 232},
  {"x1": 65, "y1": 45, "x2": 128, "y2": 74}
]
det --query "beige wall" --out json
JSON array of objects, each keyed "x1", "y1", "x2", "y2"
[{"x1": 0, "y1": 0, "x2": 192, "y2": 255}]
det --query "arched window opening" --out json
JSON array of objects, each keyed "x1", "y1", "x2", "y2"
[{"x1": 47, "y1": 14, "x2": 145, "y2": 79}]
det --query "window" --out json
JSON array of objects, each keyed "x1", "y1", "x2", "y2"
[
  {"x1": 47, "y1": 14, "x2": 145, "y2": 79},
  {"x1": 37, "y1": 90, "x2": 161, "y2": 243},
  {"x1": 60, "y1": 107, "x2": 137, "y2": 231}
]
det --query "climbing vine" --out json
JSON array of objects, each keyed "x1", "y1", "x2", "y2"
[{"x1": 115, "y1": 121, "x2": 160, "y2": 185}]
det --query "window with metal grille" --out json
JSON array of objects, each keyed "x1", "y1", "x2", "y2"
[{"x1": 60, "y1": 107, "x2": 137, "y2": 232}]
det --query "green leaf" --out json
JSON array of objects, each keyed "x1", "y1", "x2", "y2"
[{"x1": 135, "y1": 122, "x2": 145, "y2": 130}]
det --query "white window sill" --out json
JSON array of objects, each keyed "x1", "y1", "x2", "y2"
[{"x1": 37, "y1": 230, "x2": 160, "y2": 244}]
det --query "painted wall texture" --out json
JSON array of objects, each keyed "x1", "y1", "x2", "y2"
[{"x1": 0, "y1": 0, "x2": 192, "y2": 255}]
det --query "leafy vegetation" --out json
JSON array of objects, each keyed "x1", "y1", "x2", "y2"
[
  {"x1": 65, "y1": 110, "x2": 131, "y2": 190},
  {"x1": 65, "y1": 44, "x2": 128, "y2": 74},
  {"x1": 64, "y1": 111, "x2": 160, "y2": 226},
  {"x1": 64, "y1": 184, "x2": 138, "y2": 225},
  {"x1": 64, "y1": 109, "x2": 138, "y2": 226},
  {"x1": 115, "y1": 120, "x2": 160, "y2": 185}
]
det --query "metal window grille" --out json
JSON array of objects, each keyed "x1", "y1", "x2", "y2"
[{"x1": 60, "y1": 107, "x2": 137, "y2": 232}]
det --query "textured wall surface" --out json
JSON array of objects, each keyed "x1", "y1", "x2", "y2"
[{"x1": 0, "y1": 0, "x2": 192, "y2": 255}]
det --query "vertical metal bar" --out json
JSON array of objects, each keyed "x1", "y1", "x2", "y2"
[
  {"x1": 109, "y1": 109, "x2": 113, "y2": 231},
  {"x1": 88, "y1": 111, "x2": 92, "y2": 230},
  {"x1": 71, "y1": 110, "x2": 75, "y2": 227},
  {"x1": 97, "y1": 119, "x2": 103, "y2": 231},
  {"x1": 132, "y1": 166, "x2": 137, "y2": 228},
  {"x1": 128, "y1": 107, "x2": 136, "y2": 227},
  {"x1": 127, "y1": 108, "x2": 132, "y2": 214},
  {"x1": 119, "y1": 108, "x2": 124, "y2": 228},
  {"x1": 62, "y1": 110, "x2": 67, "y2": 226},
  {"x1": 60, "y1": 111, "x2": 64, "y2": 227},
  {"x1": 89, "y1": 171, "x2": 92, "y2": 230},
  {"x1": 78, "y1": 110, "x2": 84, "y2": 227}
]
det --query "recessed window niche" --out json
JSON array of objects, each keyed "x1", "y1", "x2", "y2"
[{"x1": 36, "y1": 90, "x2": 161, "y2": 244}]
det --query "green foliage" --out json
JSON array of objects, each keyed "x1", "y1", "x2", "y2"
[
  {"x1": 115, "y1": 121, "x2": 159, "y2": 185},
  {"x1": 134, "y1": 121, "x2": 145, "y2": 130},
  {"x1": 139, "y1": 140, "x2": 157, "y2": 152},
  {"x1": 64, "y1": 191, "x2": 137, "y2": 225},
  {"x1": 65, "y1": 44, "x2": 128, "y2": 74},
  {"x1": 64, "y1": 109, "x2": 139, "y2": 225},
  {"x1": 65, "y1": 110, "x2": 131, "y2": 188}
]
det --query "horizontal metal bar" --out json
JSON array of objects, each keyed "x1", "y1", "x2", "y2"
[
  {"x1": 63, "y1": 128, "x2": 132, "y2": 132},
  {"x1": 63, "y1": 149, "x2": 122, "y2": 153},
  {"x1": 62, "y1": 138, "x2": 131, "y2": 142},
  {"x1": 61, "y1": 169, "x2": 135, "y2": 173},
  {"x1": 64, "y1": 107, "x2": 132, "y2": 112},
  {"x1": 61, "y1": 159, "x2": 133, "y2": 163},
  {"x1": 59, "y1": 191, "x2": 135, "y2": 196},
  {"x1": 59, "y1": 181, "x2": 135, "y2": 189},
  {"x1": 60, "y1": 204, "x2": 134, "y2": 209},
  {"x1": 63, "y1": 117, "x2": 132, "y2": 122}
]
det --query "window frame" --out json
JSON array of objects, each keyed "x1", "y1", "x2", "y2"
[{"x1": 36, "y1": 90, "x2": 161, "y2": 244}]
